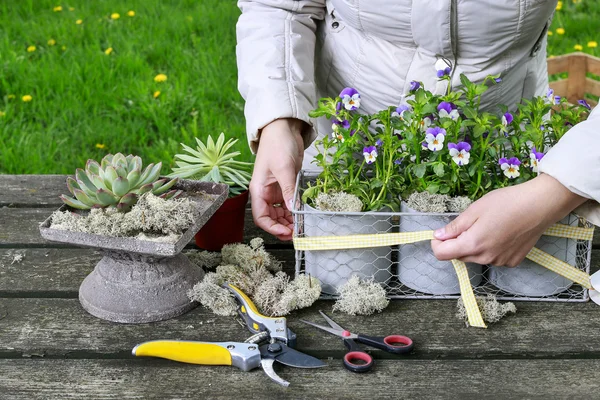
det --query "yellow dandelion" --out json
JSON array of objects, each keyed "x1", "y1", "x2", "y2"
[
  {"x1": 547, "y1": 30, "x2": 553, "y2": 36},
  {"x1": 95, "y1": 143, "x2": 106, "y2": 149},
  {"x1": 154, "y1": 74, "x2": 168, "y2": 83},
  {"x1": 574, "y1": 44, "x2": 583, "y2": 51},
  {"x1": 61, "y1": 45, "x2": 67, "y2": 51},
  {"x1": 556, "y1": 28, "x2": 565, "y2": 35},
  {"x1": 76, "y1": 19, "x2": 82, "y2": 25},
  {"x1": 556, "y1": 1, "x2": 562, "y2": 10},
  {"x1": 127, "y1": 10, "x2": 135, "y2": 17},
  {"x1": 0, "y1": 111, "x2": 5, "y2": 117},
  {"x1": 53, "y1": 6, "x2": 62, "y2": 12},
  {"x1": 111, "y1": 13, "x2": 120, "y2": 20},
  {"x1": 22, "y1": 95, "x2": 32, "y2": 102},
  {"x1": 588, "y1": 41, "x2": 598, "y2": 48},
  {"x1": 69, "y1": 7, "x2": 74, "y2": 11},
  {"x1": 153, "y1": 91, "x2": 161, "y2": 98},
  {"x1": 7, "y1": 94, "x2": 15, "y2": 100},
  {"x1": 48, "y1": 39, "x2": 56, "y2": 46},
  {"x1": 105, "y1": 47, "x2": 113, "y2": 55},
  {"x1": 27, "y1": 45, "x2": 36, "y2": 53}
]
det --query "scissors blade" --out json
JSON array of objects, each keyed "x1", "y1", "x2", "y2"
[
  {"x1": 318, "y1": 310, "x2": 346, "y2": 331},
  {"x1": 300, "y1": 320, "x2": 355, "y2": 339}
]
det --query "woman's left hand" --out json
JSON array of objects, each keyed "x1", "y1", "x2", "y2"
[{"x1": 431, "y1": 174, "x2": 587, "y2": 267}]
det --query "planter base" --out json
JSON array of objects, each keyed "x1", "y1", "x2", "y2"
[{"x1": 79, "y1": 251, "x2": 203, "y2": 323}]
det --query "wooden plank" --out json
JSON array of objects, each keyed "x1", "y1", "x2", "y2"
[
  {"x1": 587, "y1": 53, "x2": 600, "y2": 76},
  {"x1": 1, "y1": 359, "x2": 599, "y2": 399},
  {"x1": 585, "y1": 77, "x2": 600, "y2": 97},
  {"x1": 549, "y1": 79, "x2": 569, "y2": 97},
  {"x1": 0, "y1": 208, "x2": 284, "y2": 247},
  {"x1": 0, "y1": 248, "x2": 297, "y2": 296},
  {"x1": 1, "y1": 297, "x2": 600, "y2": 359},
  {"x1": 0, "y1": 175, "x2": 66, "y2": 207},
  {"x1": 547, "y1": 54, "x2": 570, "y2": 76},
  {"x1": 567, "y1": 54, "x2": 588, "y2": 103}
]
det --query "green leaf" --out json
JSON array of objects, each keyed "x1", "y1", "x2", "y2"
[
  {"x1": 427, "y1": 183, "x2": 440, "y2": 194},
  {"x1": 414, "y1": 164, "x2": 427, "y2": 178},
  {"x1": 460, "y1": 73, "x2": 473, "y2": 90},
  {"x1": 112, "y1": 177, "x2": 130, "y2": 197},
  {"x1": 468, "y1": 163, "x2": 478, "y2": 177},
  {"x1": 433, "y1": 163, "x2": 445, "y2": 177},
  {"x1": 487, "y1": 147, "x2": 497, "y2": 158},
  {"x1": 95, "y1": 188, "x2": 119, "y2": 206},
  {"x1": 60, "y1": 195, "x2": 90, "y2": 210},
  {"x1": 462, "y1": 106, "x2": 478, "y2": 120},
  {"x1": 439, "y1": 184, "x2": 451, "y2": 194}
]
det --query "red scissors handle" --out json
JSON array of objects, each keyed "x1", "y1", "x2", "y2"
[
  {"x1": 343, "y1": 339, "x2": 374, "y2": 373},
  {"x1": 356, "y1": 334, "x2": 413, "y2": 354}
]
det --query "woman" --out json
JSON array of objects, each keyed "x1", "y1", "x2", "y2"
[{"x1": 236, "y1": 0, "x2": 599, "y2": 267}]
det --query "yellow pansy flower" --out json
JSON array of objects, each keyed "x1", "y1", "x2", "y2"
[
  {"x1": 105, "y1": 47, "x2": 113, "y2": 55},
  {"x1": 22, "y1": 95, "x2": 33, "y2": 102},
  {"x1": 154, "y1": 74, "x2": 168, "y2": 83},
  {"x1": 48, "y1": 39, "x2": 56, "y2": 46},
  {"x1": 556, "y1": 28, "x2": 565, "y2": 35},
  {"x1": 588, "y1": 41, "x2": 598, "y2": 48},
  {"x1": 574, "y1": 44, "x2": 583, "y2": 51},
  {"x1": 153, "y1": 91, "x2": 161, "y2": 98},
  {"x1": 111, "y1": 13, "x2": 120, "y2": 20},
  {"x1": 27, "y1": 45, "x2": 36, "y2": 53},
  {"x1": 127, "y1": 11, "x2": 135, "y2": 17}
]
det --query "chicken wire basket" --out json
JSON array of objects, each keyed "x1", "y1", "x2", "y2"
[{"x1": 292, "y1": 170, "x2": 593, "y2": 302}]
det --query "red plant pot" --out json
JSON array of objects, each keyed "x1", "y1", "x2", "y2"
[{"x1": 194, "y1": 190, "x2": 249, "y2": 251}]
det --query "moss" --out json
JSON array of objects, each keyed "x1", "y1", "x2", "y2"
[
  {"x1": 315, "y1": 191, "x2": 363, "y2": 212},
  {"x1": 456, "y1": 294, "x2": 517, "y2": 326},
  {"x1": 187, "y1": 240, "x2": 321, "y2": 317},
  {"x1": 406, "y1": 191, "x2": 472, "y2": 213},
  {"x1": 332, "y1": 276, "x2": 389, "y2": 316},
  {"x1": 49, "y1": 193, "x2": 196, "y2": 240},
  {"x1": 186, "y1": 250, "x2": 222, "y2": 270}
]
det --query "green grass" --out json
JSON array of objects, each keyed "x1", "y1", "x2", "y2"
[{"x1": 0, "y1": 1, "x2": 598, "y2": 174}]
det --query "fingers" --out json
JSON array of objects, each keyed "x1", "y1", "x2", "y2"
[
  {"x1": 251, "y1": 195, "x2": 294, "y2": 240},
  {"x1": 433, "y1": 209, "x2": 478, "y2": 240}
]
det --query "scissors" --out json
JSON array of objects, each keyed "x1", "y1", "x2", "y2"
[{"x1": 301, "y1": 310, "x2": 413, "y2": 373}]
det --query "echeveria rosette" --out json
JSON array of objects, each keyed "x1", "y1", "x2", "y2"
[
  {"x1": 448, "y1": 142, "x2": 471, "y2": 166},
  {"x1": 499, "y1": 157, "x2": 521, "y2": 179}
]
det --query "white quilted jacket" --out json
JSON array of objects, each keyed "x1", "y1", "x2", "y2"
[{"x1": 236, "y1": 0, "x2": 600, "y2": 224}]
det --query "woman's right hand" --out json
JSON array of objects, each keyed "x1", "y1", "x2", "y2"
[{"x1": 250, "y1": 118, "x2": 306, "y2": 241}]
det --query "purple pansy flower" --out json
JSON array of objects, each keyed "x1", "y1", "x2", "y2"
[
  {"x1": 499, "y1": 157, "x2": 521, "y2": 179},
  {"x1": 425, "y1": 127, "x2": 446, "y2": 151},
  {"x1": 339, "y1": 87, "x2": 361, "y2": 110},
  {"x1": 547, "y1": 88, "x2": 554, "y2": 100},
  {"x1": 363, "y1": 145, "x2": 378, "y2": 164},
  {"x1": 501, "y1": 112, "x2": 513, "y2": 126},
  {"x1": 437, "y1": 101, "x2": 459, "y2": 120},
  {"x1": 331, "y1": 118, "x2": 350, "y2": 131},
  {"x1": 554, "y1": 95, "x2": 561, "y2": 105},
  {"x1": 394, "y1": 159, "x2": 402, "y2": 165},
  {"x1": 530, "y1": 146, "x2": 544, "y2": 173},
  {"x1": 393, "y1": 104, "x2": 411, "y2": 120},
  {"x1": 448, "y1": 142, "x2": 471, "y2": 166},
  {"x1": 495, "y1": 77, "x2": 502, "y2": 83},
  {"x1": 578, "y1": 99, "x2": 592, "y2": 110},
  {"x1": 436, "y1": 67, "x2": 451, "y2": 78},
  {"x1": 409, "y1": 81, "x2": 420, "y2": 92},
  {"x1": 375, "y1": 139, "x2": 383, "y2": 147}
]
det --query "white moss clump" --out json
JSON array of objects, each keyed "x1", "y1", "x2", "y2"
[
  {"x1": 221, "y1": 240, "x2": 282, "y2": 273},
  {"x1": 187, "y1": 238, "x2": 321, "y2": 317},
  {"x1": 456, "y1": 294, "x2": 517, "y2": 326},
  {"x1": 49, "y1": 193, "x2": 197, "y2": 239},
  {"x1": 332, "y1": 276, "x2": 389, "y2": 316},
  {"x1": 315, "y1": 191, "x2": 363, "y2": 212},
  {"x1": 187, "y1": 272, "x2": 237, "y2": 316},
  {"x1": 406, "y1": 191, "x2": 472, "y2": 213},
  {"x1": 186, "y1": 250, "x2": 222, "y2": 270}
]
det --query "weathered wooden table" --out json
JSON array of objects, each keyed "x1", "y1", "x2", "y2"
[{"x1": 1, "y1": 175, "x2": 600, "y2": 399}]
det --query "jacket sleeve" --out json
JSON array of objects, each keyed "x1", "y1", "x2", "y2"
[
  {"x1": 236, "y1": 0, "x2": 326, "y2": 153},
  {"x1": 538, "y1": 105, "x2": 600, "y2": 225}
]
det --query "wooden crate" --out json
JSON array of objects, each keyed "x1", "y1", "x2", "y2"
[{"x1": 548, "y1": 52, "x2": 600, "y2": 106}]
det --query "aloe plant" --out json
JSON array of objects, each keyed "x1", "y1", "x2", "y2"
[
  {"x1": 168, "y1": 132, "x2": 253, "y2": 197},
  {"x1": 61, "y1": 153, "x2": 181, "y2": 212}
]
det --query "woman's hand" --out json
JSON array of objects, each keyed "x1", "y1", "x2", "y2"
[
  {"x1": 431, "y1": 174, "x2": 587, "y2": 266},
  {"x1": 250, "y1": 118, "x2": 305, "y2": 241}
]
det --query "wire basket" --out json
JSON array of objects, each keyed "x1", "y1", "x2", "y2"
[{"x1": 292, "y1": 170, "x2": 593, "y2": 302}]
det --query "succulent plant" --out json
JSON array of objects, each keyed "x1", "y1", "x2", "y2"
[
  {"x1": 61, "y1": 153, "x2": 182, "y2": 212},
  {"x1": 168, "y1": 132, "x2": 253, "y2": 197}
]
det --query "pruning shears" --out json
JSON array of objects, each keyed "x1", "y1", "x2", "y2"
[{"x1": 132, "y1": 283, "x2": 326, "y2": 387}]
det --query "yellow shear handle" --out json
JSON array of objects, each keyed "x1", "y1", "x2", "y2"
[{"x1": 132, "y1": 341, "x2": 232, "y2": 366}]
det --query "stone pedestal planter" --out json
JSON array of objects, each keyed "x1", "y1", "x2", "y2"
[
  {"x1": 303, "y1": 204, "x2": 393, "y2": 295},
  {"x1": 397, "y1": 203, "x2": 482, "y2": 295},
  {"x1": 488, "y1": 215, "x2": 578, "y2": 297},
  {"x1": 40, "y1": 180, "x2": 228, "y2": 323}
]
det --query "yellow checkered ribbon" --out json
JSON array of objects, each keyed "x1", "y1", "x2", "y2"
[{"x1": 294, "y1": 223, "x2": 594, "y2": 329}]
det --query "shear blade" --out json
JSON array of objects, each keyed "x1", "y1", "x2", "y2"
[
  {"x1": 274, "y1": 346, "x2": 327, "y2": 369},
  {"x1": 260, "y1": 359, "x2": 289, "y2": 387}
]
